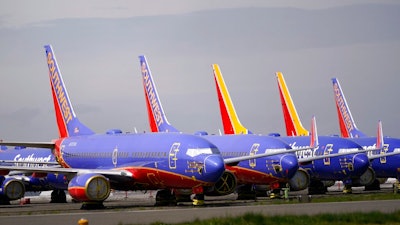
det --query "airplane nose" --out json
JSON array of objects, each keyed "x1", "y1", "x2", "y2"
[
  {"x1": 203, "y1": 154, "x2": 225, "y2": 183},
  {"x1": 352, "y1": 153, "x2": 370, "y2": 175},
  {"x1": 279, "y1": 154, "x2": 299, "y2": 178}
]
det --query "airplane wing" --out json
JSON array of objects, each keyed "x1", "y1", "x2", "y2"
[
  {"x1": 0, "y1": 160, "x2": 60, "y2": 165},
  {"x1": 223, "y1": 146, "x2": 316, "y2": 166},
  {"x1": 297, "y1": 146, "x2": 386, "y2": 164},
  {"x1": 0, "y1": 141, "x2": 55, "y2": 149},
  {"x1": 0, "y1": 165, "x2": 133, "y2": 179}
]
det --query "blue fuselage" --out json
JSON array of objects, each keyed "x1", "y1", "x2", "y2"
[
  {"x1": 347, "y1": 137, "x2": 400, "y2": 179},
  {"x1": 56, "y1": 132, "x2": 225, "y2": 189},
  {"x1": 279, "y1": 136, "x2": 369, "y2": 181},
  {"x1": 0, "y1": 148, "x2": 67, "y2": 191},
  {"x1": 203, "y1": 134, "x2": 298, "y2": 184}
]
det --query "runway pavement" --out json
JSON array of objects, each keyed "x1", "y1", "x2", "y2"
[{"x1": 0, "y1": 183, "x2": 399, "y2": 225}]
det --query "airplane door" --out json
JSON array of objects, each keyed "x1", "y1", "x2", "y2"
[{"x1": 112, "y1": 147, "x2": 118, "y2": 167}]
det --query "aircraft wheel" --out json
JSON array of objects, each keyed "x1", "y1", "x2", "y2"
[
  {"x1": 236, "y1": 185, "x2": 256, "y2": 200},
  {"x1": 155, "y1": 189, "x2": 176, "y2": 206},
  {"x1": 308, "y1": 180, "x2": 327, "y2": 195},
  {"x1": 364, "y1": 179, "x2": 381, "y2": 191},
  {"x1": 50, "y1": 189, "x2": 67, "y2": 203}
]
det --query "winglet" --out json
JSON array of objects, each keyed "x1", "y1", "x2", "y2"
[
  {"x1": 44, "y1": 45, "x2": 94, "y2": 138},
  {"x1": 276, "y1": 72, "x2": 309, "y2": 136},
  {"x1": 309, "y1": 116, "x2": 319, "y2": 148},
  {"x1": 212, "y1": 64, "x2": 251, "y2": 134},
  {"x1": 331, "y1": 78, "x2": 367, "y2": 138},
  {"x1": 139, "y1": 55, "x2": 179, "y2": 133}
]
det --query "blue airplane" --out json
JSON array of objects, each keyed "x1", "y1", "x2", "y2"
[
  {"x1": 212, "y1": 66, "x2": 379, "y2": 195},
  {"x1": 0, "y1": 45, "x2": 295, "y2": 208},
  {"x1": 275, "y1": 72, "x2": 392, "y2": 193},
  {"x1": 332, "y1": 77, "x2": 400, "y2": 190},
  {"x1": 0, "y1": 45, "x2": 226, "y2": 208},
  {"x1": 138, "y1": 56, "x2": 375, "y2": 198},
  {"x1": 139, "y1": 55, "x2": 306, "y2": 200},
  {"x1": 0, "y1": 146, "x2": 68, "y2": 204}
]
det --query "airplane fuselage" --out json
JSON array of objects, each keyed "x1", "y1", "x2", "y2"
[
  {"x1": 279, "y1": 136, "x2": 369, "y2": 181},
  {"x1": 0, "y1": 148, "x2": 68, "y2": 191},
  {"x1": 348, "y1": 137, "x2": 400, "y2": 179},
  {"x1": 203, "y1": 135, "x2": 299, "y2": 185},
  {"x1": 54, "y1": 132, "x2": 225, "y2": 190}
]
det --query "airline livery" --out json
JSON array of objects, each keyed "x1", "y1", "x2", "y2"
[
  {"x1": 139, "y1": 55, "x2": 305, "y2": 200},
  {"x1": 274, "y1": 72, "x2": 394, "y2": 193},
  {"x1": 0, "y1": 146, "x2": 68, "y2": 204},
  {"x1": 332, "y1": 78, "x2": 400, "y2": 189},
  {"x1": 211, "y1": 66, "x2": 376, "y2": 194},
  {"x1": 0, "y1": 45, "x2": 230, "y2": 209}
]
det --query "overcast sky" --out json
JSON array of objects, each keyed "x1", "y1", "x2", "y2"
[{"x1": 1, "y1": 0, "x2": 400, "y2": 141}]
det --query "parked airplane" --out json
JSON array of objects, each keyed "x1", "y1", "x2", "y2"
[
  {"x1": 275, "y1": 72, "x2": 395, "y2": 193},
  {"x1": 138, "y1": 56, "x2": 375, "y2": 198},
  {"x1": 212, "y1": 65, "x2": 378, "y2": 194},
  {"x1": 0, "y1": 146, "x2": 69, "y2": 204},
  {"x1": 0, "y1": 45, "x2": 229, "y2": 208},
  {"x1": 332, "y1": 77, "x2": 400, "y2": 189},
  {"x1": 139, "y1": 55, "x2": 305, "y2": 200}
]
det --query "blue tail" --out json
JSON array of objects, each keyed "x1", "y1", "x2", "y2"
[
  {"x1": 44, "y1": 45, "x2": 94, "y2": 137},
  {"x1": 139, "y1": 55, "x2": 179, "y2": 132},
  {"x1": 331, "y1": 78, "x2": 367, "y2": 138}
]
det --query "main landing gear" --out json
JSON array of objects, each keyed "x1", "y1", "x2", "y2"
[{"x1": 50, "y1": 189, "x2": 67, "y2": 203}]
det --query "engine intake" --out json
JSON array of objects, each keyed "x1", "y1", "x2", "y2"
[
  {"x1": 205, "y1": 171, "x2": 237, "y2": 196},
  {"x1": 0, "y1": 177, "x2": 25, "y2": 200},
  {"x1": 68, "y1": 173, "x2": 111, "y2": 202},
  {"x1": 288, "y1": 169, "x2": 310, "y2": 191}
]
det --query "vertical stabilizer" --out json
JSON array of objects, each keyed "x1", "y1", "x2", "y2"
[
  {"x1": 139, "y1": 55, "x2": 179, "y2": 133},
  {"x1": 44, "y1": 45, "x2": 94, "y2": 138},
  {"x1": 331, "y1": 78, "x2": 366, "y2": 138},
  {"x1": 376, "y1": 120, "x2": 384, "y2": 149},
  {"x1": 309, "y1": 116, "x2": 319, "y2": 148},
  {"x1": 276, "y1": 72, "x2": 309, "y2": 136},
  {"x1": 212, "y1": 64, "x2": 251, "y2": 134}
]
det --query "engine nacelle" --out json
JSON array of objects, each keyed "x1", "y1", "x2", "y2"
[
  {"x1": 353, "y1": 167, "x2": 376, "y2": 186},
  {"x1": 288, "y1": 169, "x2": 310, "y2": 191},
  {"x1": 68, "y1": 173, "x2": 111, "y2": 202},
  {"x1": 204, "y1": 171, "x2": 237, "y2": 196},
  {"x1": 0, "y1": 177, "x2": 25, "y2": 200}
]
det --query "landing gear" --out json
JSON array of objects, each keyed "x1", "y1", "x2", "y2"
[
  {"x1": 192, "y1": 193, "x2": 205, "y2": 206},
  {"x1": 236, "y1": 185, "x2": 256, "y2": 200},
  {"x1": 0, "y1": 196, "x2": 10, "y2": 205},
  {"x1": 50, "y1": 189, "x2": 67, "y2": 203},
  {"x1": 268, "y1": 189, "x2": 281, "y2": 199},
  {"x1": 364, "y1": 179, "x2": 381, "y2": 191},
  {"x1": 343, "y1": 185, "x2": 352, "y2": 194},
  {"x1": 155, "y1": 189, "x2": 177, "y2": 206},
  {"x1": 308, "y1": 179, "x2": 327, "y2": 195},
  {"x1": 80, "y1": 201, "x2": 105, "y2": 210}
]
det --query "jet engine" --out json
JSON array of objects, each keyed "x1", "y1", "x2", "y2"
[
  {"x1": 204, "y1": 171, "x2": 237, "y2": 196},
  {"x1": 353, "y1": 167, "x2": 376, "y2": 186},
  {"x1": 288, "y1": 168, "x2": 310, "y2": 191},
  {"x1": 68, "y1": 173, "x2": 111, "y2": 202},
  {"x1": 0, "y1": 177, "x2": 25, "y2": 200}
]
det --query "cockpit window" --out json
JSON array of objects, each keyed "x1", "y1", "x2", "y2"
[
  {"x1": 186, "y1": 147, "x2": 220, "y2": 157},
  {"x1": 338, "y1": 148, "x2": 359, "y2": 153}
]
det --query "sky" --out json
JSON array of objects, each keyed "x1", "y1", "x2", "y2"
[{"x1": 1, "y1": 0, "x2": 400, "y2": 141}]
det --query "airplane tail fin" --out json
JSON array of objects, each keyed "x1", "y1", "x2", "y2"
[
  {"x1": 44, "y1": 45, "x2": 95, "y2": 138},
  {"x1": 331, "y1": 78, "x2": 367, "y2": 138},
  {"x1": 376, "y1": 120, "x2": 384, "y2": 149},
  {"x1": 310, "y1": 116, "x2": 319, "y2": 148},
  {"x1": 139, "y1": 55, "x2": 179, "y2": 133},
  {"x1": 276, "y1": 72, "x2": 309, "y2": 136},
  {"x1": 212, "y1": 64, "x2": 252, "y2": 134}
]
